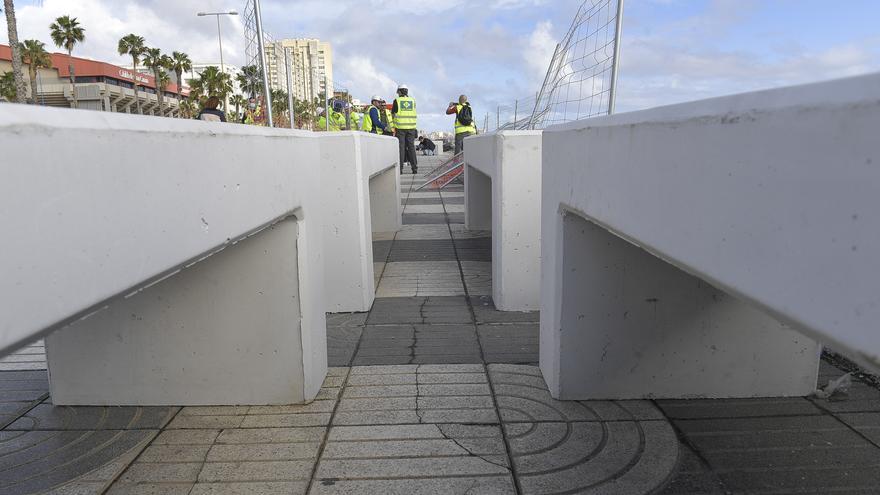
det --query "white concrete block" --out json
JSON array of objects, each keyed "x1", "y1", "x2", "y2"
[
  {"x1": 0, "y1": 104, "x2": 327, "y2": 404},
  {"x1": 464, "y1": 131, "x2": 542, "y2": 311},
  {"x1": 541, "y1": 73, "x2": 880, "y2": 399},
  {"x1": 319, "y1": 132, "x2": 400, "y2": 312}
]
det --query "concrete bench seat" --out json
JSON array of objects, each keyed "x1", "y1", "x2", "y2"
[
  {"x1": 0, "y1": 105, "x2": 327, "y2": 405},
  {"x1": 464, "y1": 131, "x2": 542, "y2": 311},
  {"x1": 320, "y1": 132, "x2": 400, "y2": 312},
  {"x1": 539, "y1": 73, "x2": 880, "y2": 400}
]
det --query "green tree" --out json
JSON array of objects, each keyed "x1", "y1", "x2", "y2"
[
  {"x1": 179, "y1": 97, "x2": 197, "y2": 119},
  {"x1": 19, "y1": 39, "x2": 52, "y2": 104},
  {"x1": 229, "y1": 93, "x2": 245, "y2": 122},
  {"x1": 117, "y1": 34, "x2": 146, "y2": 114},
  {"x1": 0, "y1": 71, "x2": 17, "y2": 101},
  {"x1": 141, "y1": 47, "x2": 167, "y2": 116},
  {"x1": 3, "y1": 0, "x2": 27, "y2": 102},
  {"x1": 49, "y1": 15, "x2": 85, "y2": 108},
  {"x1": 195, "y1": 65, "x2": 232, "y2": 106},
  {"x1": 236, "y1": 65, "x2": 261, "y2": 97},
  {"x1": 168, "y1": 50, "x2": 191, "y2": 100}
]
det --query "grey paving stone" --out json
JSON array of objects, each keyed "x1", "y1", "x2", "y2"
[
  {"x1": 197, "y1": 460, "x2": 314, "y2": 482},
  {"x1": 309, "y1": 477, "x2": 515, "y2": 495},
  {"x1": 153, "y1": 429, "x2": 220, "y2": 445},
  {"x1": 470, "y1": 296, "x2": 540, "y2": 323},
  {"x1": 460, "y1": 261, "x2": 492, "y2": 295},
  {"x1": 454, "y1": 237, "x2": 493, "y2": 261},
  {"x1": 325, "y1": 312, "x2": 368, "y2": 327},
  {"x1": 166, "y1": 414, "x2": 245, "y2": 430},
  {"x1": 115, "y1": 461, "x2": 202, "y2": 484},
  {"x1": 402, "y1": 213, "x2": 449, "y2": 224},
  {"x1": 367, "y1": 297, "x2": 473, "y2": 325},
  {"x1": 717, "y1": 466, "x2": 880, "y2": 494},
  {"x1": 138, "y1": 444, "x2": 211, "y2": 463},
  {"x1": 375, "y1": 261, "x2": 464, "y2": 297},
  {"x1": 205, "y1": 443, "x2": 321, "y2": 462},
  {"x1": 6, "y1": 403, "x2": 177, "y2": 430},
  {"x1": 674, "y1": 414, "x2": 847, "y2": 435},
  {"x1": 0, "y1": 429, "x2": 157, "y2": 493},
  {"x1": 372, "y1": 240, "x2": 393, "y2": 262},
  {"x1": 190, "y1": 481, "x2": 308, "y2": 495},
  {"x1": 507, "y1": 420, "x2": 679, "y2": 495},
  {"x1": 107, "y1": 481, "x2": 194, "y2": 494},
  {"x1": 403, "y1": 196, "x2": 444, "y2": 205},
  {"x1": 837, "y1": 412, "x2": 880, "y2": 445},
  {"x1": 393, "y1": 224, "x2": 452, "y2": 240},
  {"x1": 657, "y1": 397, "x2": 825, "y2": 419},
  {"x1": 387, "y1": 239, "x2": 457, "y2": 262},
  {"x1": 657, "y1": 444, "x2": 727, "y2": 495},
  {"x1": 215, "y1": 427, "x2": 326, "y2": 444}
]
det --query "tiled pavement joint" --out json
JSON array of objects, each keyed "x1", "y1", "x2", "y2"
[
  {"x1": 306, "y1": 367, "x2": 356, "y2": 494},
  {"x1": 0, "y1": 391, "x2": 48, "y2": 431},
  {"x1": 440, "y1": 189, "x2": 526, "y2": 495}
]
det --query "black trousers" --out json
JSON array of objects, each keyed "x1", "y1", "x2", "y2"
[{"x1": 397, "y1": 128, "x2": 418, "y2": 171}]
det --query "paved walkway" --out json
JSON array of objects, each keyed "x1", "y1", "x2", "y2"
[{"x1": 2, "y1": 154, "x2": 880, "y2": 494}]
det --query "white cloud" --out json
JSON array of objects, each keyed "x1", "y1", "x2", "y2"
[{"x1": 525, "y1": 20, "x2": 555, "y2": 84}]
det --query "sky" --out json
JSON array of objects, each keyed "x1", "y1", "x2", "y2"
[{"x1": 3, "y1": 0, "x2": 880, "y2": 132}]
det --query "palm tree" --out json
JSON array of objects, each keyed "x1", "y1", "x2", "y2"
[
  {"x1": 197, "y1": 66, "x2": 232, "y2": 106},
  {"x1": 179, "y1": 98, "x2": 197, "y2": 119},
  {"x1": 19, "y1": 39, "x2": 52, "y2": 104},
  {"x1": 3, "y1": 0, "x2": 28, "y2": 102},
  {"x1": 117, "y1": 34, "x2": 146, "y2": 114},
  {"x1": 0, "y1": 71, "x2": 17, "y2": 101},
  {"x1": 141, "y1": 47, "x2": 167, "y2": 116},
  {"x1": 236, "y1": 65, "x2": 261, "y2": 98},
  {"x1": 229, "y1": 93, "x2": 245, "y2": 121},
  {"x1": 49, "y1": 15, "x2": 85, "y2": 109},
  {"x1": 168, "y1": 51, "x2": 191, "y2": 99}
]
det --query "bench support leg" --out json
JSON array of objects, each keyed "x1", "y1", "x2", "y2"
[
  {"x1": 464, "y1": 165, "x2": 492, "y2": 231},
  {"x1": 541, "y1": 212, "x2": 820, "y2": 400},
  {"x1": 370, "y1": 167, "x2": 402, "y2": 234},
  {"x1": 46, "y1": 218, "x2": 326, "y2": 405}
]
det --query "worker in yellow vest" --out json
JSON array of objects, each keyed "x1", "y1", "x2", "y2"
[
  {"x1": 447, "y1": 94, "x2": 477, "y2": 155},
  {"x1": 363, "y1": 96, "x2": 389, "y2": 134},
  {"x1": 316, "y1": 107, "x2": 341, "y2": 131},
  {"x1": 392, "y1": 84, "x2": 418, "y2": 174}
]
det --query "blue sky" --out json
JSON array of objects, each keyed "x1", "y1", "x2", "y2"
[{"x1": 4, "y1": 0, "x2": 880, "y2": 132}]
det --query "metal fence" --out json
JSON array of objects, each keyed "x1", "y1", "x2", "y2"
[
  {"x1": 491, "y1": 0, "x2": 624, "y2": 131},
  {"x1": 242, "y1": 0, "x2": 354, "y2": 129}
]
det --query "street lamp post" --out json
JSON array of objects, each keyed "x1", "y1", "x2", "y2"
[{"x1": 197, "y1": 10, "x2": 238, "y2": 112}]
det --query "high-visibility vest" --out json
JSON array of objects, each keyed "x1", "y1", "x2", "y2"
[
  {"x1": 455, "y1": 103, "x2": 477, "y2": 135},
  {"x1": 351, "y1": 112, "x2": 362, "y2": 130},
  {"x1": 384, "y1": 108, "x2": 394, "y2": 132},
  {"x1": 361, "y1": 108, "x2": 374, "y2": 133},
  {"x1": 331, "y1": 110, "x2": 346, "y2": 130},
  {"x1": 393, "y1": 96, "x2": 417, "y2": 130}
]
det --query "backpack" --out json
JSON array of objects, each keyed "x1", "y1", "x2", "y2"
[{"x1": 458, "y1": 103, "x2": 473, "y2": 127}]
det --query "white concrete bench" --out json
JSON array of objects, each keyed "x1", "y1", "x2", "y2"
[
  {"x1": 464, "y1": 131, "x2": 542, "y2": 310},
  {"x1": 320, "y1": 132, "x2": 400, "y2": 312},
  {"x1": 540, "y1": 73, "x2": 880, "y2": 400},
  {"x1": 0, "y1": 105, "x2": 328, "y2": 405}
]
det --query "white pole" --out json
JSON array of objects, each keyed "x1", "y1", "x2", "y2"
[
  {"x1": 253, "y1": 0, "x2": 273, "y2": 127},
  {"x1": 284, "y1": 47, "x2": 295, "y2": 128},
  {"x1": 608, "y1": 0, "x2": 625, "y2": 115}
]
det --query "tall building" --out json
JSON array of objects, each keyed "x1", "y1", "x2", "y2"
[{"x1": 264, "y1": 39, "x2": 333, "y2": 101}]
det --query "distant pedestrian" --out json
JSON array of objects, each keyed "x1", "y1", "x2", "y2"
[
  {"x1": 392, "y1": 84, "x2": 418, "y2": 174},
  {"x1": 198, "y1": 96, "x2": 226, "y2": 122},
  {"x1": 418, "y1": 136, "x2": 436, "y2": 156},
  {"x1": 447, "y1": 95, "x2": 477, "y2": 155}
]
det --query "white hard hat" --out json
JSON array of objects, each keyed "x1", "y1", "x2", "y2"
[
  {"x1": 398, "y1": 84, "x2": 408, "y2": 91},
  {"x1": 316, "y1": 107, "x2": 325, "y2": 115},
  {"x1": 371, "y1": 95, "x2": 381, "y2": 101}
]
